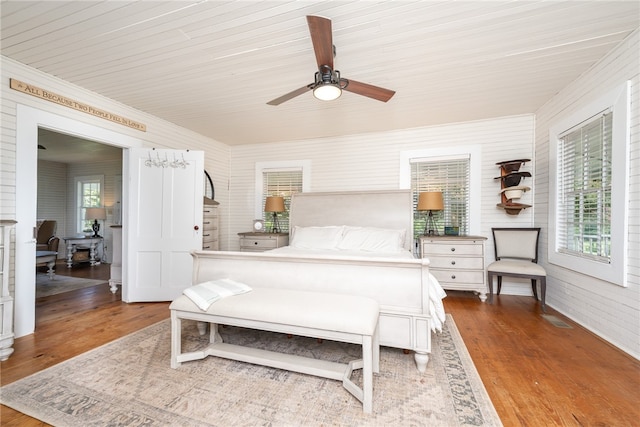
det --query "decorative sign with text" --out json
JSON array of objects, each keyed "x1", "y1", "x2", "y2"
[{"x1": 10, "y1": 78, "x2": 146, "y2": 132}]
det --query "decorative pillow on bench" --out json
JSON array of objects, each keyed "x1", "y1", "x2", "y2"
[{"x1": 183, "y1": 279, "x2": 252, "y2": 310}]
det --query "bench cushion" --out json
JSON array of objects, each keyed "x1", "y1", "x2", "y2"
[{"x1": 170, "y1": 288, "x2": 379, "y2": 336}]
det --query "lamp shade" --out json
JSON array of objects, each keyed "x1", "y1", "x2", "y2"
[
  {"x1": 264, "y1": 196, "x2": 285, "y2": 213},
  {"x1": 417, "y1": 192, "x2": 444, "y2": 211},
  {"x1": 85, "y1": 207, "x2": 107, "y2": 220}
]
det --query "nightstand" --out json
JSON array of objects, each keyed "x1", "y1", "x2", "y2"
[
  {"x1": 202, "y1": 201, "x2": 219, "y2": 250},
  {"x1": 420, "y1": 235, "x2": 488, "y2": 301},
  {"x1": 238, "y1": 232, "x2": 289, "y2": 252}
]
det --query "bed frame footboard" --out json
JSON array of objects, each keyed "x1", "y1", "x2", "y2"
[{"x1": 190, "y1": 250, "x2": 433, "y2": 372}]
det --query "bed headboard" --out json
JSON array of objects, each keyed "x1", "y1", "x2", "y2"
[{"x1": 289, "y1": 190, "x2": 414, "y2": 251}]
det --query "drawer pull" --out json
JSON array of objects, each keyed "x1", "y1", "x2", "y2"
[
  {"x1": 254, "y1": 241, "x2": 258, "y2": 245},
  {"x1": 203, "y1": 233, "x2": 210, "y2": 237},
  {"x1": 451, "y1": 275, "x2": 456, "y2": 279},
  {"x1": 451, "y1": 261, "x2": 456, "y2": 265},
  {"x1": 450, "y1": 247, "x2": 455, "y2": 252}
]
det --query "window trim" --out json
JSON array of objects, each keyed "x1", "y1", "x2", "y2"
[
  {"x1": 254, "y1": 160, "x2": 311, "y2": 219},
  {"x1": 400, "y1": 145, "x2": 482, "y2": 235},
  {"x1": 75, "y1": 174, "x2": 105, "y2": 234},
  {"x1": 548, "y1": 81, "x2": 630, "y2": 287}
]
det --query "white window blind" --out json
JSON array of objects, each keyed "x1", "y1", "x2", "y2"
[
  {"x1": 262, "y1": 169, "x2": 303, "y2": 232},
  {"x1": 411, "y1": 157, "x2": 470, "y2": 236},
  {"x1": 557, "y1": 111, "x2": 612, "y2": 263}
]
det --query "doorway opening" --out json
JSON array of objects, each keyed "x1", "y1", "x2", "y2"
[
  {"x1": 35, "y1": 129, "x2": 123, "y2": 322},
  {"x1": 15, "y1": 104, "x2": 141, "y2": 338}
]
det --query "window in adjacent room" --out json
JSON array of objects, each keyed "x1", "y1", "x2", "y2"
[
  {"x1": 75, "y1": 175, "x2": 104, "y2": 234},
  {"x1": 549, "y1": 82, "x2": 630, "y2": 286},
  {"x1": 255, "y1": 161, "x2": 311, "y2": 233}
]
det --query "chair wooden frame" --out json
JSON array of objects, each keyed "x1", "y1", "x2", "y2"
[{"x1": 487, "y1": 227, "x2": 547, "y2": 312}]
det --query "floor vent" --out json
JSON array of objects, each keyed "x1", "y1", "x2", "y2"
[{"x1": 542, "y1": 314, "x2": 572, "y2": 329}]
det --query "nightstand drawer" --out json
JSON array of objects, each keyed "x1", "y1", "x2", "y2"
[
  {"x1": 203, "y1": 207, "x2": 218, "y2": 217},
  {"x1": 202, "y1": 241, "x2": 219, "y2": 250},
  {"x1": 431, "y1": 269, "x2": 485, "y2": 285},
  {"x1": 240, "y1": 238, "x2": 278, "y2": 250},
  {"x1": 202, "y1": 232, "x2": 217, "y2": 243},
  {"x1": 422, "y1": 243, "x2": 483, "y2": 256},
  {"x1": 427, "y1": 256, "x2": 484, "y2": 270}
]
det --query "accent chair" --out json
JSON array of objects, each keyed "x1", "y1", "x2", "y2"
[{"x1": 487, "y1": 227, "x2": 547, "y2": 312}]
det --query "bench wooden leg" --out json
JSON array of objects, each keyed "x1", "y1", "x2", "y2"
[
  {"x1": 373, "y1": 322, "x2": 380, "y2": 374},
  {"x1": 171, "y1": 311, "x2": 181, "y2": 369},
  {"x1": 362, "y1": 335, "x2": 373, "y2": 413}
]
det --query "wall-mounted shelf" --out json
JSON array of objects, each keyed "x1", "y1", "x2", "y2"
[{"x1": 494, "y1": 159, "x2": 531, "y2": 215}]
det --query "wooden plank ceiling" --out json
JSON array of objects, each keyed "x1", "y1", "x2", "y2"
[{"x1": 2, "y1": 1, "x2": 639, "y2": 146}]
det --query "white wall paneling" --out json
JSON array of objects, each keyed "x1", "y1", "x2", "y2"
[
  {"x1": 534, "y1": 30, "x2": 639, "y2": 358},
  {"x1": 1, "y1": 57, "x2": 230, "y2": 338}
]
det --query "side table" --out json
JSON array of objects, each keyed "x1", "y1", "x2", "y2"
[
  {"x1": 420, "y1": 235, "x2": 488, "y2": 301},
  {"x1": 63, "y1": 236, "x2": 103, "y2": 268},
  {"x1": 238, "y1": 232, "x2": 289, "y2": 252}
]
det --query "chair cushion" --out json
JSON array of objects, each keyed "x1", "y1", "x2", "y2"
[{"x1": 487, "y1": 259, "x2": 546, "y2": 276}]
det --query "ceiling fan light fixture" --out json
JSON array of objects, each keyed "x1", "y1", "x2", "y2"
[{"x1": 313, "y1": 82, "x2": 342, "y2": 101}]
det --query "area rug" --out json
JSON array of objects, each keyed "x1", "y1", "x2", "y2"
[
  {"x1": 0, "y1": 315, "x2": 502, "y2": 426},
  {"x1": 36, "y1": 272, "x2": 106, "y2": 298}
]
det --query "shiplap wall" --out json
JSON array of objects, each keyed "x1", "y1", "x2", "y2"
[
  {"x1": 36, "y1": 160, "x2": 67, "y2": 259},
  {"x1": 0, "y1": 57, "x2": 230, "y2": 294},
  {"x1": 534, "y1": 30, "x2": 639, "y2": 358},
  {"x1": 229, "y1": 114, "x2": 538, "y2": 295}
]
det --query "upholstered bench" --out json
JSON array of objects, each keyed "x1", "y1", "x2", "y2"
[{"x1": 170, "y1": 288, "x2": 380, "y2": 413}]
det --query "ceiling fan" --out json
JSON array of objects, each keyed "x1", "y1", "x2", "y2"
[{"x1": 267, "y1": 15, "x2": 396, "y2": 106}]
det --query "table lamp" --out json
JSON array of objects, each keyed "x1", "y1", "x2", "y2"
[
  {"x1": 417, "y1": 192, "x2": 444, "y2": 236},
  {"x1": 85, "y1": 207, "x2": 106, "y2": 237},
  {"x1": 264, "y1": 196, "x2": 285, "y2": 233}
]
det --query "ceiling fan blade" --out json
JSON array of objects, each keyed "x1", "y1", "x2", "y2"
[
  {"x1": 307, "y1": 15, "x2": 333, "y2": 69},
  {"x1": 266, "y1": 85, "x2": 312, "y2": 106},
  {"x1": 343, "y1": 79, "x2": 396, "y2": 102}
]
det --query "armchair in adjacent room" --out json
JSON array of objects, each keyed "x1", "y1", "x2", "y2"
[
  {"x1": 487, "y1": 227, "x2": 547, "y2": 312},
  {"x1": 36, "y1": 220, "x2": 57, "y2": 251}
]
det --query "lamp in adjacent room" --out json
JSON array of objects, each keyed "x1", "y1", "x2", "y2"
[
  {"x1": 417, "y1": 192, "x2": 444, "y2": 236},
  {"x1": 85, "y1": 207, "x2": 107, "y2": 237},
  {"x1": 264, "y1": 196, "x2": 285, "y2": 233}
]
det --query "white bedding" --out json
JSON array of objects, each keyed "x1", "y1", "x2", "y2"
[{"x1": 269, "y1": 245, "x2": 447, "y2": 332}]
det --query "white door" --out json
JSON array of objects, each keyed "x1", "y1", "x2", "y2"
[{"x1": 124, "y1": 148, "x2": 204, "y2": 302}]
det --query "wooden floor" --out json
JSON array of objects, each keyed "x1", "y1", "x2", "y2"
[{"x1": 1, "y1": 262, "x2": 639, "y2": 426}]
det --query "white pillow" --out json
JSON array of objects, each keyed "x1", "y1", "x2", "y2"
[
  {"x1": 290, "y1": 226, "x2": 344, "y2": 249},
  {"x1": 337, "y1": 226, "x2": 406, "y2": 252}
]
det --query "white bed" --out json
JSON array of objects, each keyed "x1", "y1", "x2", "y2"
[{"x1": 190, "y1": 189, "x2": 446, "y2": 372}]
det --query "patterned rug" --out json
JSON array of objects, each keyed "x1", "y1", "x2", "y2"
[
  {"x1": 0, "y1": 315, "x2": 502, "y2": 426},
  {"x1": 36, "y1": 272, "x2": 106, "y2": 298}
]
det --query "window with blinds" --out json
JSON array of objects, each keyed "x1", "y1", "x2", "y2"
[
  {"x1": 262, "y1": 169, "x2": 303, "y2": 232},
  {"x1": 557, "y1": 111, "x2": 612, "y2": 263},
  {"x1": 75, "y1": 175, "x2": 104, "y2": 233},
  {"x1": 411, "y1": 156, "x2": 470, "y2": 237}
]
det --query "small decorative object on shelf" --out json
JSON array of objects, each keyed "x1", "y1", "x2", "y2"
[{"x1": 494, "y1": 159, "x2": 531, "y2": 215}]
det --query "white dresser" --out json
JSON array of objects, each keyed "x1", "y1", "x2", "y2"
[
  {"x1": 420, "y1": 235, "x2": 488, "y2": 301},
  {"x1": 0, "y1": 220, "x2": 17, "y2": 361},
  {"x1": 238, "y1": 232, "x2": 289, "y2": 252},
  {"x1": 202, "y1": 200, "x2": 219, "y2": 251}
]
